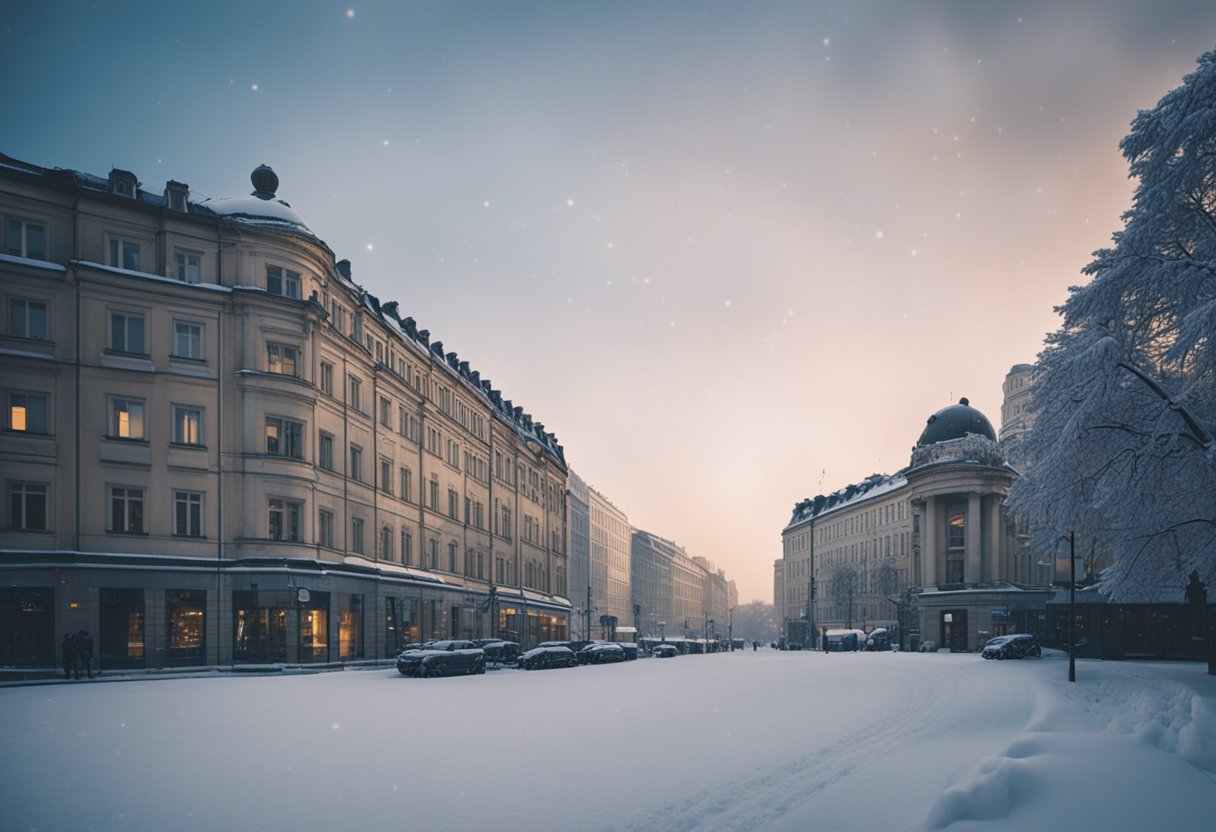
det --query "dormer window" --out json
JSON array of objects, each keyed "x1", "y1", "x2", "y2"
[
  {"x1": 109, "y1": 169, "x2": 138, "y2": 198},
  {"x1": 164, "y1": 181, "x2": 189, "y2": 213}
]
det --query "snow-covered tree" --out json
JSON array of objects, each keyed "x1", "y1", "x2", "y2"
[{"x1": 1006, "y1": 49, "x2": 1216, "y2": 602}]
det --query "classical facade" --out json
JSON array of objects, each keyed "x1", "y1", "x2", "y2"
[
  {"x1": 999, "y1": 363, "x2": 1035, "y2": 468},
  {"x1": 0, "y1": 153, "x2": 570, "y2": 671},
  {"x1": 631, "y1": 530, "x2": 726, "y2": 641},
  {"x1": 566, "y1": 471, "x2": 632, "y2": 640},
  {"x1": 780, "y1": 398, "x2": 1054, "y2": 652}
]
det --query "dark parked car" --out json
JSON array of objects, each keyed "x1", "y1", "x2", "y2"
[
  {"x1": 576, "y1": 642, "x2": 626, "y2": 664},
  {"x1": 396, "y1": 639, "x2": 479, "y2": 677},
  {"x1": 617, "y1": 642, "x2": 639, "y2": 660},
  {"x1": 519, "y1": 646, "x2": 577, "y2": 670},
  {"x1": 651, "y1": 644, "x2": 678, "y2": 658},
  {"x1": 479, "y1": 640, "x2": 521, "y2": 665},
  {"x1": 981, "y1": 634, "x2": 1042, "y2": 660},
  {"x1": 418, "y1": 649, "x2": 485, "y2": 677}
]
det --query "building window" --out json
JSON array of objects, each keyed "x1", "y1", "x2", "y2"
[
  {"x1": 351, "y1": 517, "x2": 365, "y2": 554},
  {"x1": 166, "y1": 184, "x2": 189, "y2": 213},
  {"x1": 7, "y1": 391, "x2": 48, "y2": 434},
  {"x1": 173, "y1": 320, "x2": 203, "y2": 360},
  {"x1": 319, "y1": 509, "x2": 334, "y2": 548},
  {"x1": 110, "y1": 397, "x2": 145, "y2": 440},
  {"x1": 266, "y1": 342, "x2": 299, "y2": 376},
  {"x1": 174, "y1": 251, "x2": 202, "y2": 284},
  {"x1": 318, "y1": 431, "x2": 334, "y2": 471},
  {"x1": 173, "y1": 490, "x2": 203, "y2": 537},
  {"x1": 319, "y1": 361, "x2": 334, "y2": 395},
  {"x1": 428, "y1": 478, "x2": 438, "y2": 510},
  {"x1": 268, "y1": 498, "x2": 302, "y2": 541},
  {"x1": 447, "y1": 439, "x2": 460, "y2": 469},
  {"x1": 379, "y1": 396, "x2": 391, "y2": 427},
  {"x1": 947, "y1": 515, "x2": 965, "y2": 550},
  {"x1": 9, "y1": 299, "x2": 48, "y2": 340},
  {"x1": 110, "y1": 312, "x2": 146, "y2": 354},
  {"x1": 401, "y1": 530, "x2": 413, "y2": 566},
  {"x1": 265, "y1": 417, "x2": 303, "y2": 459},
  {"x1": 110, "y1": 486, "x2": 144, "y2": 533},
  {"x1": 6, "y1": 218, "x2": 46, "y2": 259},
  {"x1": 108, "y1": 238, "x2": 140, "y2": 270},
  {"x1": 448, "y1": 489, "x2": 458, "y2": 520},
  {"x1": 330, "y1": 302, "x2": 345, "y2": 334},
  {"x1": 350, "y1": 445, "x2": 362, "y2": 481},
  {"x1": 172, "y1": 405, "x2": 202, "y2": 446},
  {"x1": 266, "y1": 265, "x2": 300, "y2": 299},
  {"x1": 379, "y1": 458, "x2": 392, "y2": 495},
  {"x1": 380, "y1": 526, "x2": 393, "y2": 561},
  {"x1": 428, "y1": 539, "x2": 438, "y2": 569},
  {"x1": 9, "y1": 482, "x2": 47, "y2": 530},
  {"x1": 400, "y1": 467, "x2": 412, "y2": 502},
  {"x1": 348, "y1": 375, "x2": 362, "y2": 410},
  {"x1": 448, "y1": 541, "x2": 458, "y2": 573}
]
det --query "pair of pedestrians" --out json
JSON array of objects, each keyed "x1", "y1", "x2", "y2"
[{"x1": 61, "y1": 631, "x2": 95, "y2": 679}]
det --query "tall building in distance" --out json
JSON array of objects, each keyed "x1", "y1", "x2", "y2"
[
  {"x1": 565, "y1": 470, "x2": 632, "y2": 640},
  {"x1": 0, "y1": 153, "x2": 570, "y2": 669},
  {"x1": 631, "y1": 530, "x2": 727, "y2": 641},
  {"x1": 999, "y1": 363, "x2": 1036, "y2": 468}
]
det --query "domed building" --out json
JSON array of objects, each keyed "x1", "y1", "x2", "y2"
[
  {"x1": 0, "y1": 152, "x2": 572, "y2": 671},
  {"x1": 904, "y1": 398, "x2": 1053, "y2": 651},
  {"x1": 780, "y1": 398, "x2": 1053, "y2": 653}
]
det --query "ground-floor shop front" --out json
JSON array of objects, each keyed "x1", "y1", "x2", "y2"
[
  {"x1": 912, "y1": 584, "x2": 1053, "y2": 653},
  {"x1": 0, "y1": 553, "x2": 570, "y2": 672}
]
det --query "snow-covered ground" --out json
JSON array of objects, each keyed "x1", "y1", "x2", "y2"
[{"x1": 2, "y1": 649, "x2": 1214, "y2": 831}]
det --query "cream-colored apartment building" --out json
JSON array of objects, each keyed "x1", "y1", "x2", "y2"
[{"x1": 0, "y1": 153, "x2": 569, "y2": 670}]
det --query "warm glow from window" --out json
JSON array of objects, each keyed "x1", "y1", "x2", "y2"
[{"x1": 11, "y1": 405, "x2": 26, "y2": 431}]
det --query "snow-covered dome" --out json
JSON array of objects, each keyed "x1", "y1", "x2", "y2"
[
  {"x1": 200, "y1": 164, "x2": 312, "y2": 233},
  {"x1": 916, "y1": 398, "x2": 996, "y2": 446}
]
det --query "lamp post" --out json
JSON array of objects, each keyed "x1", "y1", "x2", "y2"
[
  {"x1": 658, "y1": 620, "x2": 666, "y2": 642},
  {"x1": 1068, "y1": 530, "x2": 1076, "y2": 683}
]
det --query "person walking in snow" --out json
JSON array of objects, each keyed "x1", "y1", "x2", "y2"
[
  {"x1": 76, "y1": 630, "x2": 95, "y2": 678},
  {"x1": 61, "y1": 632, "x2": 77, "y2": 680}
]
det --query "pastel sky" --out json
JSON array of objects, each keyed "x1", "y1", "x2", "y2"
[{"x1": 5, "y1": 1, "x2": 1215, "y2": 603}]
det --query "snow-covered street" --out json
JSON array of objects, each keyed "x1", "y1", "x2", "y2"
[{"x1": 3, "y1": 650, "x2": 1214, "y2": 831}]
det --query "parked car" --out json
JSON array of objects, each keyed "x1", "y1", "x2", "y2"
[
  {"x1": 479, "y1": 640, "x2": 521, "y2": 665},
  {"x1": 519, "y1": 646, "x2": 578, "y2": 670},
  {"x1": 651, "y1": 644, "x2": 678, "y2": 658},
  {"x1": 617, "y1": 642, "x2": 639, "y2": 660},
  {"x1": 981, "y1": 634, "x2": 1042, "y2": 660},
  {"x1": 576, "y1": 642, "x2": 626, "y2": 664},
  {"x1": 418, "y1": 649, "x2": 486, "y2": 677},
  {"x1": 396, "y1": 639, "x2": 479, "y2": 677},
  {"x1": 865, "y1": 629, "x2": 891, "y2": 651}
]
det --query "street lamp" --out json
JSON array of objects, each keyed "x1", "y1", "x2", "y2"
[
  {"x1": 658, "y1": 620, "x2": 666, "y2": 642},
  {"x1": 1068, "y1": 530, "x2": 1076, "y2": 683}
]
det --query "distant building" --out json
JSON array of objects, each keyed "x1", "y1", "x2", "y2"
[
  {"x1": 0, "y1": 153, "x2": 570, "y2": 670},
  {"x1": 999, "y1": 363, "x2": 1035, "y2": 468},
  {"x1": 631, "y1": 530, "x2": 722, "y2": 640}
]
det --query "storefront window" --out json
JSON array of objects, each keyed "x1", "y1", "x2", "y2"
[
  {"x1": 233, "y1": 590, "x2": 288, "y2": 663},
  {"x1": 166, "y1": 590, "x2": 206, "y2": 666},
  {"x1": 0, "y1": 587, "x2": 54, "y2": 667},
  {"x1": 299, "y1": 591, "x2": 330, "y2": 663},
  {"x1": 100, "y1": 588, "x2": 145, "y2": 669},
  {"x1": 339, "y1": 593, "x2": 363, "y2": 659}
]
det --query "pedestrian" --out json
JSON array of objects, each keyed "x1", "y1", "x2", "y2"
[
  {"x1": 76, "y1": 630, "x2": 94, "y2": 679},
  {"x1": 61, "y1": 632, "x2": 77, "y2": 680}
]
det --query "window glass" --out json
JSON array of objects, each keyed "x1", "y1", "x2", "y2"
[
  {"x1": 110, "y1": 486, "x2": 144, "y2": 532},
  {"x1": 174, "y1": 251, "x2": 201, "y2": 284},
  {"x1": 10, "y1": 482, "x2": 48, "y2": 530},
  {"x1": 9, "y1": 299, "x2": 48, "y2": 339},
  {"x1": 173, "y1": 321, "x2": 202, "y2": 359},
  {"x1": 110, "y1": 312, "x2": 146, "y2": 353},
  {"x1": 8, "y1": 392, "x2": 48, "y2": 433},
  {"x1": 172, "y1": 405, "x2": 202, "y2": 445},
  {"x1": 111, "y1": 397, "x2": 145, "y2": 439}
]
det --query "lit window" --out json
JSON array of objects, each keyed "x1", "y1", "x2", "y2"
[
  {"x1": 108, "y1": 239, "x2": 140, "y2": 270},
  {"x1": 8, "y1": 391, "x2": 48, "y2": 434},
  {"x1": 6, "y1": 219, "x2": 46, "y2": 260},
  {"x1": 174, "y1": 251, "x2": 201, "y2": 284},
  {"x1": 265, "y1": 417, "x2": 303, "y2": 458},
  {"x1": 174, "y1": 491, "x2": 203, "y2": 537},
  {"x1": 9, "y1": 299, "x2": 48, "y2": 340},
  {"x1": 110, "y1": 397, "x2": 145, "y2": 439},
  {"x1": 173, "y1": 321, "x2": 203, "y2": 359},
  {"x1": 110, "y1": 487, "x2": 144, "y2": 533},
  {"x1": 172, "y1": 405, "x2": 203, "y2": 446},
  {"x1": 10, "y1": 482, "x2": 48, "y2": 530},
  {"x1": 110, "y1": 312, "x2": 146, "y2": 354},
  {"x1": 266, "y1": 342, "x2": 299, "y2": 376}
]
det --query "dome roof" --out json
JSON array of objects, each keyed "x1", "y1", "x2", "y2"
[
  {"x1": 199, "y1": 164, "x2": 311, "y2": 233},
  {"x1": 916, "y1": 398, "x2": 996, "y2": 446}
]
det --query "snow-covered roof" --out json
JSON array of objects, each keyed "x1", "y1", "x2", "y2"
[{"x1": 785, "y1": 472, "x2": 908, "y2": 530}]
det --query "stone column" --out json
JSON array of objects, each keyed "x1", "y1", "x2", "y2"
[
  {"x1": 922, "y1": 496, "x2": 937, "y2": 588},
  {"x1": 987, "y1": 496, "x2": 1002, "y2": 582},
  {"x1": 966, "y1": 493, "x2": 982, "y2": 586}
]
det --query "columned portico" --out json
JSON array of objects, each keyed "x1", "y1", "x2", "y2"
[
  {"x1": 922, "y1": 495, "x2": 937, "y2": 588},
  {"x1": 966, "y1": 493, "x2": 982, "y2": 585}
]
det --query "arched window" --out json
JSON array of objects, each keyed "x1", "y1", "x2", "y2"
[{"x1": 947, "y1": 515, "x2": 965, "y2": 549}]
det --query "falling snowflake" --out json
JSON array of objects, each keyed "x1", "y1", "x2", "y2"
[
  {"x1": 346, "y1": 9, "x2": 356, "y2": 19},
  {"x1": 251, "y1": 83, "x2": 259, "y2": 92}
]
